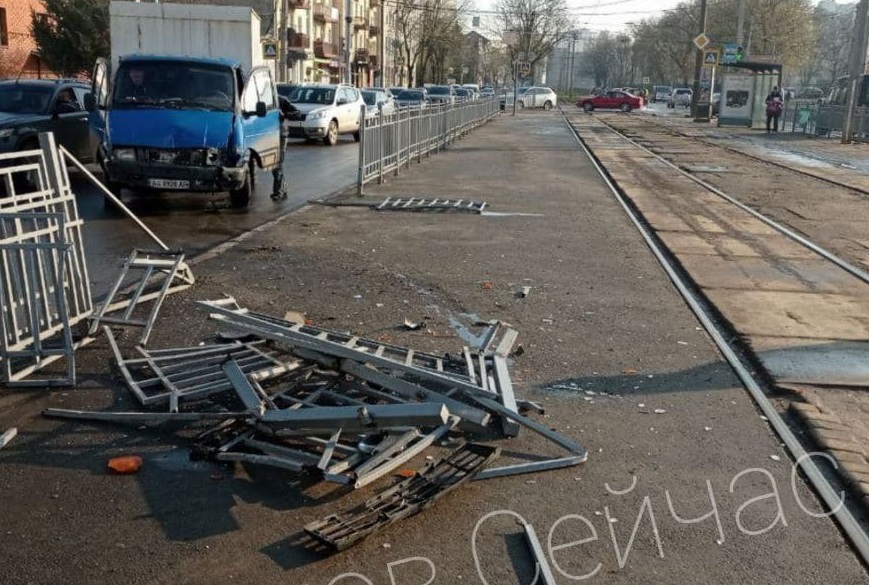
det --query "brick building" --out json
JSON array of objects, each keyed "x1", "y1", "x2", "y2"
[{"x1": 0, "y1": 0, "x2": 55, "y2": 78}]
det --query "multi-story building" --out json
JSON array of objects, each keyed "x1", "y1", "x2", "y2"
[
  {"x1": 170, "y1": 0, "x2": 383, "y2": 86},
  {"x1": 0, "y1": 0, "x2": 55, "y2": 78}
]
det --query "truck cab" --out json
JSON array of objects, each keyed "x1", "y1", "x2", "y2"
[{"x1": 85, "y1": 54, "x2": 281, "y2": 207}]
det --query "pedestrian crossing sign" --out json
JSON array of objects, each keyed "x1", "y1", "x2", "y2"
[
  {"x1": 704, "y1": 49, "x2": 719, "y2": 65},
  {"x1": 262, "y1": 42, "x2": 278, "y2": 60}
]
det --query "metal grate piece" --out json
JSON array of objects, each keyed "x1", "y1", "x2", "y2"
[
  {"x1": 304, "y1": 443, "x2": 500, "y2": 551},
  {"x1": 375, "y1": 196, "x2": 487, "y2": 213}
]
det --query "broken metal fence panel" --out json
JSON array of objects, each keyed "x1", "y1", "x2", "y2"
[
  {"x1": 0, "y1": 133, "x2": 92, "y2": 331},
  {"x1": 0, "y1": 213, "x2": 75, "y2": 386},
  {"x1": 357, "y1": 98, "x2": 500, "y2": 195}
]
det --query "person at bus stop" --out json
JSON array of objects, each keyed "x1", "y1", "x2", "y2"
[{"x1": 765, "y1": 86, "x2": 784, "y2": 133}]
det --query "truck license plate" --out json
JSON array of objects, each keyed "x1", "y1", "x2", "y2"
[{"x1": 148, "y1": 178, "x2": 190, "y2": 190}]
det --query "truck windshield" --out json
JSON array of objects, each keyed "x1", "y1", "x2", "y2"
[
  {"x1": 113, "y1": 62, "x2": 235, "y2": 111},
  {"x1": 0, "y1": 86, "x2": 53, "y2": 114}
]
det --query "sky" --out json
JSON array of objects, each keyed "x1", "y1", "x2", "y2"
[{"x1": 469, "y1": 0, "x2": 847, "y2": 34}]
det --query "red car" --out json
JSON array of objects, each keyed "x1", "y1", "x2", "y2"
[{"x1": 576, "y1": 90, "x2": 644, "y2": 113}]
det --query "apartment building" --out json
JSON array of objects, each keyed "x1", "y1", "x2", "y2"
[
  {"x1": 0, "y1": 0, "x2": 55, "y2": 78},
  {"x1": 168, "y1": 0, "x2": 385, "y2": 86}
]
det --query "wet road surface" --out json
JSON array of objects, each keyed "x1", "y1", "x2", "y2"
[{"x1": 74, "y1": 137, "x2": 359, "y2": 296}]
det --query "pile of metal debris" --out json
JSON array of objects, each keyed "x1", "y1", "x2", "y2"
[
  {"x1": 4, "y1": 131, "x2": 588, "y2": 555},
  {"x1": 46, "y1": 296, "x2": 588, "y2": 551}
]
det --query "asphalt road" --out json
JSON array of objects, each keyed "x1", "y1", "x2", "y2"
[{"x1": 73, "y1": 136, "x2": 359, "y2": 296}]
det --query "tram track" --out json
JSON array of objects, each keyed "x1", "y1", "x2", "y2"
[
  {"x1": 558, "y1": 107, "x2": 869, "y2": 567},
  {"x1": 610, "y1": 114, "x2": 869, "y2": 200}
]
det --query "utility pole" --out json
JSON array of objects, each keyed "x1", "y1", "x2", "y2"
[
  {"x1": 568, "y1": 32, "x2": 577, "y2": 99},
  {"x1": 690, "y1": 0, "x2": 708, "y2": 118},
  {"x1": 736, "y1": 0, "x2": 746, "y2": 49},
  {"x1": 345, "y1": 0, "x2": 353, "y2": 85},
  {"x1": 278, "y1": 0, "x2": 289, "y2": 82},
  {"x1": 378, "y1": 1, "x2": 386, "y2": 86},
  {"x1": 843, "y1": 0, "x2": 869, "y2": 143}
]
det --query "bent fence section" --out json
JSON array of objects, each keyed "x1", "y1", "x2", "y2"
[{"x1": 357, "y1": 98, "x2": 500, "y2": 195}]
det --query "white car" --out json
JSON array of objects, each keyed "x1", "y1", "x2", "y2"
[
  {"x1": 517, "y1": 86, "x2": 557, "y2": 110},
  {"x1": 284, "y1": 84, "x2": 366, "y2": 145},
  {"x1": 361, "y1": 89, "x2": 396, "y2": 118}
]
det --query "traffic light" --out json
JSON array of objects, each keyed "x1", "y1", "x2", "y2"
[{"x1": 736, "y1": 46, "x2": 744, "y2": 62}]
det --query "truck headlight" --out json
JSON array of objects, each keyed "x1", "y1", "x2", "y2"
[
  {"x1": 0, "y1": 128, "x2": 15, "y2": 139},
  {"x1": 114, "y1": 148, "x2": 136, "y2": 161}
]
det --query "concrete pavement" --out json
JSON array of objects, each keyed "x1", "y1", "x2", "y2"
[{"x1": 0, "y1": 110, "x2": 866, "y2": 584}]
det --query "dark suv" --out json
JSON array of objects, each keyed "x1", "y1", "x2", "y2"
[{"x1": 0, "y1": 79, "x2": 95, "y2": 162}]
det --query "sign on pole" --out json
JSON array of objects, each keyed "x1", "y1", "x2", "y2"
[
  {"x1": 519, "y1": 61, "x2": 531, "y2": 75},
  {"x1": 703, "y1": 49, "x2": 720, "y2": 65},
  {"x1": 693, "y1": 33, "x2": 710, "y2": 51},
  {"x1": 262, "y1": 41, "x2": 278, "y2": 60},
  {"x1": 642, "y1": 76, "x2": 650, "y2": 84}
]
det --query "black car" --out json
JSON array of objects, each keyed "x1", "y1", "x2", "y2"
[
  {"x1": 0, "y1": 79, "x2": 95, "y2": 162},
  {"x1": 276, "y1": 83, "x2": 299, "y2": 101}
]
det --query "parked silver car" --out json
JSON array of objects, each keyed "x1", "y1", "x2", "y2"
[
  {"x1": 284, "y1": 84, "x2": 365, "y2": 145},
  {"x1": 361, "y1": 89, "x2": 396, "y2": 118},
  {"x1": 517, "y1": 86, "x2": 557, "y2": 110}
]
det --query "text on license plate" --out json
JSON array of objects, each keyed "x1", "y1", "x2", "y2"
[
  {"x1": 148, "y1": 179, "x2": 190, "y2": 190},
  {"x1": 287, "y1": 121, "x2": 303, "y2": 127}
]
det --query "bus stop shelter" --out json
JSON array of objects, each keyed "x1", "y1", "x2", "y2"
[{"x1": 717, "y1": 61, "x2": 782, "y2": 128}]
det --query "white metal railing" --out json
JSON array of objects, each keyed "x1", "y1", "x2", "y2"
[
  {"x1": 0, "y1": 133, "x2": 93, "y2": 385},
  {"x1": 356, "y1": 97, "x2": 500, "y2": 194}
]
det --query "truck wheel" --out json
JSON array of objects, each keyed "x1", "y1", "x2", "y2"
[
  {"x1": 229, "y1": 172, "x2": 252, "y2": 208},
  {"x1": 324, "y1": 120, "x2": 338, "y2": 146}
]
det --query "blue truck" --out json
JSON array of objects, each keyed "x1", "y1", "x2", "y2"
[{"x1": 85, "y1": 54, "x2": 282, "y2": 207}]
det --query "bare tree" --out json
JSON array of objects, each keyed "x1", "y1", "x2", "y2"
[
  {"x1": 491, "y1": 0, "x2": 571, "y2": 81},
  {"x1": 393, "y1": 0, "x2": 469, "y2": 86}
]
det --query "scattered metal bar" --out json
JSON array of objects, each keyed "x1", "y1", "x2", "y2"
[
  {"x1": 492, "y1": 356, "x2": 520, "y2": 437},
  {"x1": 317, "y1": 428, "x2": 343, "y2": 470},
  {"x1": 352, "y1": 417, "x2": 458, "y2": 489},
  {"x1": 223, "y1": 360, "x2": 266, "y2": 416},
  {"x1": 58, "y1": 144, "x2": 170, "y2": 252},
  {"x1": 475, "y1": 456, "x2": 587, "y2": 481},
  {"x1": 216, "y1": 451, "x2": 304, "y2": 472},
  {"x1": 0, "y1": 427, "x2": 17, "y2": 449},
  {"x1": 260, "y1": 403, "x2": 450, "y2": 432},
  {"x1": 464, "y1": 393, "x2": 587, "y2": 458},
  {"x1": 43, "y1": 408, "x2": 249, "y2": 422},
  {"x1": 524, "y1": 523, "x2": 558, "y2": 585},
  {"x1": 304, "y1": 443, "x2": 500, "y2": 551}
]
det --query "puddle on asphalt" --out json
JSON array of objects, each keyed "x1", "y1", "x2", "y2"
[{"x1": 150, "y1": 448, "x2": 211, "y2": 472}]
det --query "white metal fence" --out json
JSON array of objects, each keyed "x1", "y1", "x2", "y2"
[
  {"x1": 0, "y1": 133, "x2": 93, "y2": 385},
  {"x1": 356, "y1": 98, "x2": 500, "y2": 195},
  {"x1": 780, "y1": 100, "x2": 869, "y2": 141}
]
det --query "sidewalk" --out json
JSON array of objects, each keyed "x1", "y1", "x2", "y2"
[{"x1": 0, "y1": 112, "x2": 866, "y2": 585}]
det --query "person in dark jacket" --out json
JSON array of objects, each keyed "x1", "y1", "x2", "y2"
[{"x1": 765, "y1": 86, "x2": 784, "y2": 133}]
